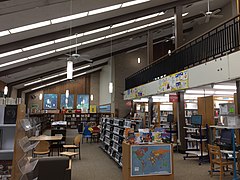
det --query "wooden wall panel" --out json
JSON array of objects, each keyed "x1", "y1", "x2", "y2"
[
  {"x1": 0, "y1": 80, "x2": 5, "y2": 92},
  {"x1": 43, "y1": 76, "x2": 90, "y2": 109},
  {"x1": 198, "y1": 96, "x2": 214, "y2": 126}
]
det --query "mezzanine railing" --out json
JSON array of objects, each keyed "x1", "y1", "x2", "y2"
[{"x1": 125, "y1": 15, "x2": 240, "y2": 90}]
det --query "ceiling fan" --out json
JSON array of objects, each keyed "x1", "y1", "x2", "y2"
[
  {"x1": 200, "y1": 0, "x2": 223, "y2": 23},
  {"x1": 59, "y1": 34, "x2": 93, "y2": 63}
]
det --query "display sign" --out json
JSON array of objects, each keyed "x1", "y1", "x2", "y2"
[
  {"x1": 124, "y1": 70, "x2": 189, "y2": 100},
  {"x1": 77, "y1": 94, "x2": 89, "y2": 113},
  {"x1": 169, "y1": 94, "x2": 179, "y2": 102},
  {"x1": 131, "y1": 144, "x2": 172, "y2": 176}
]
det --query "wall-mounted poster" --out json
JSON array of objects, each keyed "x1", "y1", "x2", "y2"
[
  {"x1": 60, "y1": 94, "x2": 74, "y2": 109},
  {"x1": 99, "y1": 104, "x2": 111, "y2": 113},
  {"x1": 43, "y1": 94, "x2": 57, "y2": 109},
  {"x1": 77, "y1": 95, "x2": 89, "y2": 113}
]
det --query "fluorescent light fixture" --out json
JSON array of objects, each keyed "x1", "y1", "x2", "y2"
[
  {"x1": 0, "y1": 49, "x2": 23, "y2": 58},
  {"x1": 24, "y1": 65, "x2": 90, "y2": 86},
  {"x1": 105, "y1": 31, "x2": 128, "y2": 38},
  {"x1": 185, "y1": 90, "x2": 214, "y2": 94},
  {"x1": 82, "y1": 37, "x2": 105, "y2": 45},
  {"x1": 39, "y1": 93, "x2": 43, "y2": 100},
  {"x1": 88, "y1": 4, "x2": 121, "y2": 15},
  {"x1": 121, "y1": 0, "x2": 150, "y2": 8},
  {"x1": 0, "y1": 57, "x2": 28, "y2": 68},
  {"x1": 214, "y1": 91, "x2": 236, "y2": 95},
  {"x1": 74, "y1": 72, "x2": 87, "y2": 78},
  {"x1": 66, "y1": 89, "x2": 69, "y2": 98},
  {"x1": 133, "y1": 98, "x2": 148, "y2": 102},
  {"x1": 128, "y1": 25, "x2": 148, "y2": 32},
  {"x1": 74, "y1": 64, "x2": 91, "y2": 71},
  {"x1": 84, "y1": 26, "x2": 110, "y2": 36},
  {"x1": 67, "y1": 60, "x2": 73, "y2": 79},
  {"x1": 135, "y1": 13, "x2": 159, "y2": 22},
  {"x1": 55, "y1": 34, "x2": 83, "y2": 43},
  {"x1": 4, "y1": 85, "x2": 8, "y2": 95},
  {"x1": 90, "y1": 94, "x2": 94, "y2": 101},
  {"x1": 56, "y1": 43, "x2": 81, "y2": 52},
  {"x1": 213, "y1": 85, "x2": 236, "y2": 90},
  {"x1": 51, "y1": 12, "x2": 88, "y2": 24},
  {"x1": 22, "y1": 41, "x2": 54, "y2": 51},
  {"x1": 9, "y1": 20, "x2": 51, "y2": 33},
  {"x1": 137, "y1": 58, "x2": 141, "y2": 64},
  {"x1": 0, "y1": 30, "x2": 10, "y2": 37},
  {"x1": 28, "y1": 50, "x2": 55, "y2": 59},
  {"x1": 182, "y1": 12, "x2": 189, "y2": 17},
  {"x1": 109, "y1": 82, "x2": 113, "y2": 93},
  {"x1": 112, "y1": 20, "x2": 135, "y2": 28},
  {"x1": 31, "y1": 68, "x2": 101, "y2": 91}
]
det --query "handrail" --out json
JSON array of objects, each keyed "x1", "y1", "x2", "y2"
[{"x1": 125, "y1": 14, "x2": 240, "y2": 90}]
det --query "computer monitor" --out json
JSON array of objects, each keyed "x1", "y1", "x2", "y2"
[
  {"x1": 220, "y1": 129, "x2": 233, "y2": 145},
  {"x1": 191, "y1": 115, "x2": 202, "y2": 125},
  {"x1": 167, "y1": 114, "x2": 174, "y2": 123}
]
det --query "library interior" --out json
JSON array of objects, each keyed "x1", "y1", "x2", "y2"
[{"x1": 1, "y1": 0, "x2": 240, "y2": 180}]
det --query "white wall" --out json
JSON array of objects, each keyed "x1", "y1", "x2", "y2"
[{"x1": 99, "y1": 61, "x2": 111, "y2": 105}]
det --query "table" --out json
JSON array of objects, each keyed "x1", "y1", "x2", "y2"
[
  {"x1": 210, "y1": 125, "x2": 240, "y2": 180},
  {"x1": 29, "y1": 135, "x2": 63, "y2": 155},
  {"x1": 60, "y1": 152, "x2": 78, "y2": 159}
]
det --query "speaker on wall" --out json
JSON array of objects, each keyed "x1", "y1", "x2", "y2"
[{"x1": 4, "y1": 105, "x2": 18, "y2": 124}]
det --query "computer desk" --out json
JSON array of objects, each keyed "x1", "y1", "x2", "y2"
[{"x1": 210, "y1": 125, "x2": 240, "y2": 180}]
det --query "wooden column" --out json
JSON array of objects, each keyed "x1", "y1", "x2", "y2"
[
  {"x1": 197, "y1": 96, "x2": 214, "y2": 126},
  {"x1": 148, "y1": 97, "x2": 153, "y2": 127},
  {"x1": 178, "y1": 92, "x2": 186, "y2": 152},
  {"x1": 11, "y1": 104, "x2": 26, "y2": 180},
  {"x1": 147, "y1": 30, "x2": 153, "y2": 65},
  {"x1": 236, "y1": 81, "x2": 240, "y2": 115},
  {"x1": 174, "y1": 5, "x2": 183, "y2": 49}
]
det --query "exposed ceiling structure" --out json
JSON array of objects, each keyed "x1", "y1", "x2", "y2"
[{"x1": 0, "y1": 0, "x2": 231, "y2": 94}]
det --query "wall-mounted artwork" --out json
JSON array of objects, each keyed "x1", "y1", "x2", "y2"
[
  {"x1": 77, "y1": 95, "x2": 89, "y2": 113},
  {"x1": 43, "y1": 94, "x2": 57, "y2": 109},
  {"x1": 60, "y1": 94, "x2": 74, "y2": 109}
]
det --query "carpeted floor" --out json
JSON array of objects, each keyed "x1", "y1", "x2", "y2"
[{"x1": 47, "y1": 129, "x2": 234, "y2": 180}]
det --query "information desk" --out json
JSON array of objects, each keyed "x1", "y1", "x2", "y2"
[{"x1": 122, "y1": 142, "x2": 174, "y2": 180}]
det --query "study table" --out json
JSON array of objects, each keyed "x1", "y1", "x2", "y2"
[
  {"x1": 29, "y1": 135, "x2": 63, "y2": 155},
  {"x1": 210, "y1": 125, "x2": 240, "y2": 180}
]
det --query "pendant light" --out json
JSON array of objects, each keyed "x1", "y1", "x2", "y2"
[
  {"x1": 66, "y1": 89, "x2": 70, "y2": 98},
  {"x1": 109, "y1": 82, "x2": 113, "y2": 94},
  {"x1": 39, "y1": 93, "x2": 43, "y2": 100},
  {"x1": 4, "y1": 85, "x2": 8, "y2": 95},
  {"x1": 67, "y1": 60, "x2": 73, "y2": 79}
]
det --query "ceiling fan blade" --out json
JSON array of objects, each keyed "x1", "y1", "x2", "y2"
[
  {"x1": 205, "y1": 15, "x2": 210, "y2": 23},
  {"x1": 80, "y1": 57, "x2": 93, "y2": 62},
  {"x1": 65, "y1": 54, "x2": 72, "y2": 57},
  {"x1": 212, "y1": 9, "x2": 221, "y2": 15},
  {"x1": 200, "y1": 11, "x2": 206, "y2": 16},
  {"x1": 58, "y1": 58, "x2": 66, "y2": 60},
  {"x1": 80, "y1": 54, "x2": 90, "y2": 58},
  {"x1": 211, "y1": 14, "x2": 223, "y2": 18}
]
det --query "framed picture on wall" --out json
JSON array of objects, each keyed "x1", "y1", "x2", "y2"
[
  {"x1": 76, "y1": 94, "x2": 89, "y2": 113},
  {"x1": 43, "y1": 94, "x2": 57, "y2": 109},
  {"x1": 60, "y1": 94, "x2": 74, "y2": 109}
]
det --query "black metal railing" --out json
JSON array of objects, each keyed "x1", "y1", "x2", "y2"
[{"x1": 125, "y1": 15, "x2": 240, "y2": 90}]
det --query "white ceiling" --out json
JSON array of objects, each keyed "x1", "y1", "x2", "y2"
[{"x1": 0, "y1": 0, "x2": 232, "y2": 93}]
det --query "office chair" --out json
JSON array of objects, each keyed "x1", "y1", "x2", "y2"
[
  {"x1": 63, "y1": 134, "x2": 81, "y2": 160},
  {"x1": 208, "y1": 144, "x2": 234, "y2": 180}
]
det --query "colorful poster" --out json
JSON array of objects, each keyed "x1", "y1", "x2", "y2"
[
  {"x1": 77, "y1": 94, "x2": 89, "y2": 112},
  {"x1": 90, "y1": 105, "x2": 97, "y2": 113},
  {"x1": 124, "y1": 70, "x2": 189, "y2": 100},
  {"x1": 131, "y1": 144, "x2": 172, "y2": 176},
  {"x1": 60, "y1": 94, "x2": 74, "y2": 109},
  {"x1": 43, "y1": 94, "x2": 57, "y2": 109}
]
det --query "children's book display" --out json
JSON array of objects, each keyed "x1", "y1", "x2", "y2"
[{"x1": 125, "y1": 128, "x2": 171, "y2": 144}]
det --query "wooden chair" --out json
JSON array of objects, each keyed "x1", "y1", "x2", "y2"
[
  {"x1": 63, "y1": 134, "x2": 81, "y2": 160},
  {"x1": 208, "y1": 144, "x2": 234, "y2": 180},
  {"x1": 33, "y1": 141, "x2": 50, "y2": 157}
]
